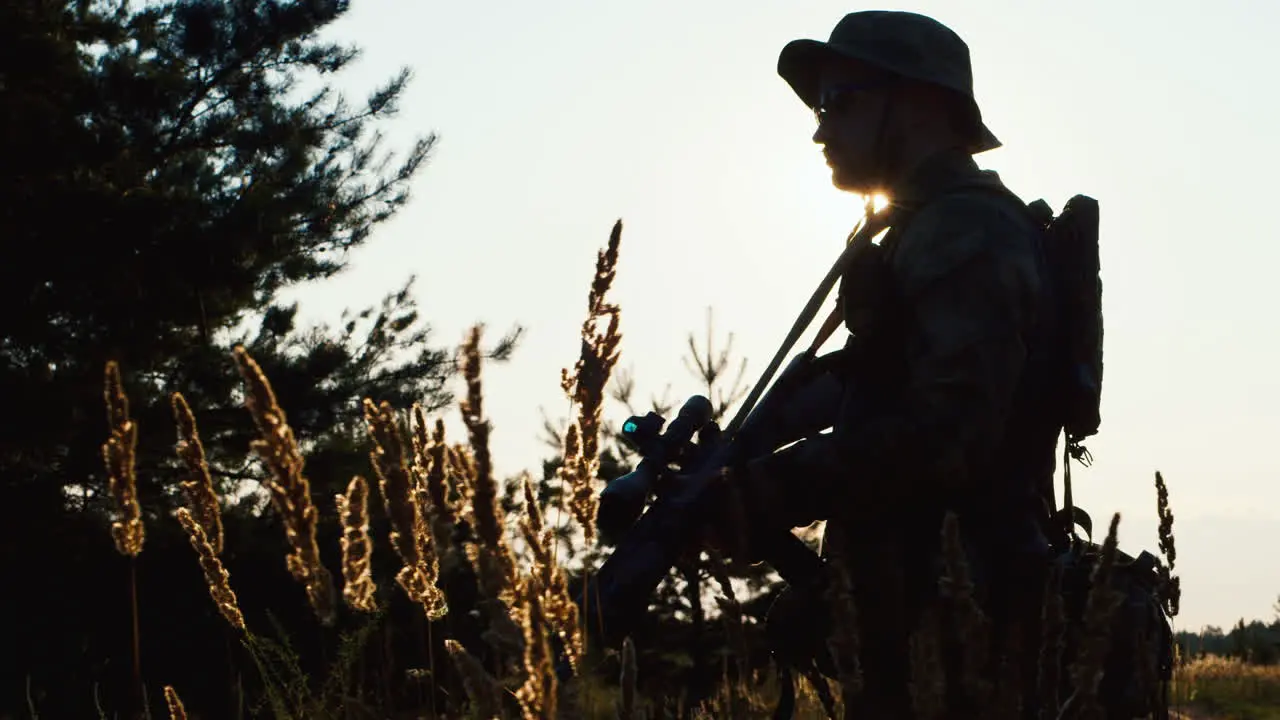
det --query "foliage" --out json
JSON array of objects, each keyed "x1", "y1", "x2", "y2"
[
  {"x1": 0, "y1": 1, "x2": 517, "y2": 714},
  {"x1": 1178, "y1": 617, "x2": 1280, "y2": 667},
  {"x1": 0, "y1": 0, "x2": 472, "y2": 515}
]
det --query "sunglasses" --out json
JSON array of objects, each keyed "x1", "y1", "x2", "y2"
[{"x1": 814, "y1": 79, "x2": 892, "y2": 126}]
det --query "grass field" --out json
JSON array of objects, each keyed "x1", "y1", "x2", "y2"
[
  {"x1": 1171, "y1": 654, "x2": 1280, "y2": 720},
  {"x1": 85, "y1": 225, "x2": 1277, "y2": 720}
]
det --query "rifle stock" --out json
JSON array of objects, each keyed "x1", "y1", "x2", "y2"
[
  {"x1": 587, "y1": 355, "x2": 837, "y2": 649},
  {"x1": 588, "y1": 455, "x2": 828, "y2": 648}
]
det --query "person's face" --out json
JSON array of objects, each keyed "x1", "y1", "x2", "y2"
[{"x1": 811, "y1": 61, "x2": 897, "y2": 194}]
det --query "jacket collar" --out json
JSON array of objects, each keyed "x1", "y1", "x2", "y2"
[{"x1": 888, "y1": 147, "x2": 1005, "y2": 210}]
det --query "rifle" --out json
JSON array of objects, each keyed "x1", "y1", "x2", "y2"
[
  {"x1": 588, "y1": 377, "x2": 831, "y2": 649},
  {"x1": 581, "y1": 207, "x2": 898, "y2": 652}
]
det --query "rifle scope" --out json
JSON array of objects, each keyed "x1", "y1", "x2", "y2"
[{"x1": 596, "y1": 395, "x2": 714, "y2": 545}]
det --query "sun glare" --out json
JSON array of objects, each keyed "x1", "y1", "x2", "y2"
[{"x1": 851, "y1": 192, "x2": 892, "y2": 226}]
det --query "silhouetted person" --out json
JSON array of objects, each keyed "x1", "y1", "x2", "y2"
[{"x1": 713, "y1": 11, "x2": 1060, "y2": 718}]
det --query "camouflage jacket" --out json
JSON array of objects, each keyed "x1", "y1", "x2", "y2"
[{"x1": 751, "y1": 148, "x2": 1059, "y2": 544}]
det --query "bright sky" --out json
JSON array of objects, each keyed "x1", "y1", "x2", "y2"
[{"x1": 280, "y1": 0, "x2": 1280, "y2": 632}]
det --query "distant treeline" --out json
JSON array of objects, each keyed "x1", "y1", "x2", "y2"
[{"x1": 1177, "y1": 610, "x2": 1280, "y2": 665}]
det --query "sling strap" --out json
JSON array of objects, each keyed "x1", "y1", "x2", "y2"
[{"x1": 724, "y1": 203, "x2": 897, "y2": 438}]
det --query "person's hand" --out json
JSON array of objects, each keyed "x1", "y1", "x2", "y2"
[
  {"x1": 697, "y1": 464, "x2": 775, "y2": 566},
  {"x1": 660, "y1": 464, "x2": 751, "y2": 564}
]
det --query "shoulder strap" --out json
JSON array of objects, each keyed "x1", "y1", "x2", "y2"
[{"x1": 723, "y1": 205, "x2": 899, "y2": 437}]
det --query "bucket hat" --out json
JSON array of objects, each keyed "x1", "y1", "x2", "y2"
[{"x1": 778, "y1": 11, "x2": 1001, "y2": 153}]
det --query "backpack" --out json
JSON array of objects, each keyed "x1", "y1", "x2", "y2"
[
  {"x1": 1051, "y1": 539, "x2": 1175, "y2": 719},
  {"x1": 1028, "y1": 196, "x2": 1104, "y2": 540},
  {"x1": 1029, "y1": 195, "x2": 1175, "y2": 718},
  {"x1": 1032, "y1": 195, "x2": 1104, "y2": 451}
]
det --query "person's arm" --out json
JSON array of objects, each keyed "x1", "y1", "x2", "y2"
[{"x1": 732, "y1": 345, "x2": 853, "y2": 457}]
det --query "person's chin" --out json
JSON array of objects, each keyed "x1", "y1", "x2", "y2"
[{"x1": 830, "y1": 165, "x2": 869, "y2": 194}]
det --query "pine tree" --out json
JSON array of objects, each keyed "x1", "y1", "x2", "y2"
[
  {"x1": 0, "y1": 0, "x2": 463, "y2": 518},
  {"x1": 0, "y1": 2, "x2": 517, "y2": 715}
]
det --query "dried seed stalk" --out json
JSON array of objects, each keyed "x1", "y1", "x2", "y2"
[
  {"x1": 1154, "y1": 472, "x2": 1181, "y2": 618},
  {"x1": 560, "y1": 220, "x2": 623, "y2": 542},
  {"x1": 519, "y1": 474, "x2": 583, "y2": 674},
  {"x1": 514, "y1": 577, "x2": 557, "y2": 720},
  {"x1": 171, "y1": 392, "x2": 223, "y2": 554},
  {"x1": 103, "y1": 361, "x2": 144, "y2": 556},
  {"x1": 163, "y1": 685, "x2": 188, "y2": 720},
  {"x1": 448, "y1": 442, "x2": 477, "y2": 491},
  {"x1": 445, "y1": 639, "x2": 505, "y2": 719},
  {"x1": 176, "y1": 507, "x2": 245, "y2": 632},
  {"x1": 336, "y1": 475, "x2": 378, "y2": 612},
  {"x1": 363, "y1": 399, "x2": 447, "y2": 619},
  {"x1": 232, "y1": 346, "x2": 335, "y2": 626},
  {"x1": 1068, "y1": 512, "x2": 1125, "y2": 719},
  {"x1": 411, "y1": 407, "x2": 458, "y2": 557},
  {"x1": 618, "y1": 636, "x2": 638, "y2": 720},
  {"x1": 458, "y1": 326, "x2": 518, "y2": 602},
  {"x1": 908, "y1": 605, "x2": 946, "y2": 720}
]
